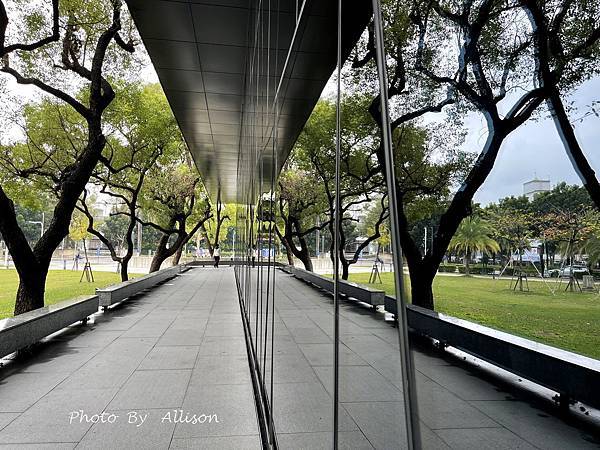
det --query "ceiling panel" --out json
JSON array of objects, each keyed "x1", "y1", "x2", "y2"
[{"x1": 126, "y1": 0, "x2": 371, "y2": 202}]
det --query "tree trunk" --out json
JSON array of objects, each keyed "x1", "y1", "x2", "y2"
[
  {"x1": 119, "y1": 258, "x2": 129, "y2": 282},
  {"x1": 295, "y1": 234, "x2": 313, "y2": 271},
  {"x1": 150, "y1": 233, "x2": 171, "y2": 272},
  {"x1": 341, "y1": 260, "x2": 350, "y2": 280},
  {"x1": 172, "y1": 245, "x2": 184, "y2": 266},
  {"x1": 465, "y1": 250, "x2": 471, "y2": 276},
  {"x1": 547, "y1": 89, "x2": 600, "y2": 210},
  {"x1": 283, "y1": 241, "x2": 294, "y2": 265},
  {"x1": 296, "y1": 245, "x2": 313, "y2": 271},
  {"x1": 408, "y1": 266, "x2": 435, "y2": 310},
  {"x1": 14, "y1": 269, "x2": 48, "y2": 315},
  {"x1": 275, "y1": 227, "x2": 295, "y2": 266},
  {"x1": 201, "y1": 224, "x2": 214, "y2": 256}
]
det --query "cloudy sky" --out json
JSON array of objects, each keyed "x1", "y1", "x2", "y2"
[{"x1": 468, "y1": 77, "x2": 600, "y2": 205}]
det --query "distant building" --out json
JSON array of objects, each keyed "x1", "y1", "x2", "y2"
[{"x1": 523, "y1": 178, "x2": 551, "y2": 200}]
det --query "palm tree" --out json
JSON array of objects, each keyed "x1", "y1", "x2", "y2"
[
  {"x1": 450, "y1": 217, "x2": 500, "y2": 276},
  {"x1": 578, "y1": 235, "x2": 600, "y2": 268}
]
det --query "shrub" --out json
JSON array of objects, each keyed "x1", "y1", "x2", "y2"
[{"x1": 438, "y1": 264, "x2": 457, "y2": 273}]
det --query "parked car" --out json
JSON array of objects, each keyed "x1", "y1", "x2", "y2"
[{"x1": 547, "y1": 265, "x2": 588, "y2": 278}]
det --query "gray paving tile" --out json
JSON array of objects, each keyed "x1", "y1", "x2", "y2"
[
  {"x1": 157, "y1": 329, "x2": 205, "y2": 346},
  {"x1": 413, "y1": 351, "x2": 454, "y2": 369},
  {"x1": 343, "y1": 402, "x2": 449, "y2": 450},
  {"x1": 0, "y1": 372, "x2": 69, "y2": 412},
  {"x1": 0, "y1": 388, "x2": 117, "y2": 444},
  {"x1": 314, "y1": 366, "x2": 403, "y2": 402},
  {"x1": 198, "y1": 337, "x2": 248, "y2": 356},
  {"x1": 0, "y1": 444, "x2": 76, "y2": 449},
  {"x1": 169, "y1": 317, "x2": 208, "y2": 330},
  {"x1": 192, "y1": 356, "x2": 250, "y2": 385},
  {"x1": 288, "y1": 327, "x2": 332, "y2": 344},
  {"x1": 276, "y1": 431, "x2": 374, "y2": 449},
  {"x1": 416, "y1": 379, "x2": 499, "y2": 430},
  {"x1": 108, "y1": 370, "x2": 191, "y2": 410},
  {"x1": 175, "y1": 383, "x2": 258, "y2": 438},
  {"x1": 20, "y1": 347, "x2": 101, "y2": 374},
  {"x1": 92, "y1": 315, "x2": 147, "y2": 331},
  {"x1": 77, "y1": 408, "x2": 176, "y2": 450},
  {"x1": 435, "y1": 427, "x2": 537, "y2": 450},
  {"x1": 471, "y1": 400, "x2": 600, "y2": 449},
  {"x1": 53, "y1": 330, "x2": 122, "y2": 348},
  {"x1": 0, "y1": 413, "x2": 18, "y2": 431},
  {"x1": 205, "y1": 313, "x2": 242, "y2": 323},
  {"x1": 340, "y1": 335, "x2": 397, "y2": 363},
  {"x1": 139, "y1": 346, "x2": 200, "y2": 370},
  {"x1": 299, "y1": 343, "x2": 367, "y2": 366},
  {"x1": 417, "y1": 364, "x2": 508, "y2": 401},
  {"x1": 120, "y1": 321, "x2": 173, "y2": 338},
  {"x1": 272, "y1": 382, "x2": 358, "y2": 433},
  {"x1": 55, "y1": 367, "x2": 133, "y2": 391},
  {"x1": 203, "y1": 323, "x2": 245, "y2": 337},
  {"x1": 269, "y1": 336, "x2": 305, "y2": 357},
  {"x1": 83, "y1": 337, "x2": 156, "y2": 372},
  {"x1": 366, "y1": 353, "x2": 440, "y2": 393},
  {"x1": 266, "y1": 355, "x2": 318, "y2": 384},
  {"x1": 169, "y1": 435, "x2": 261, "y2": 449}
]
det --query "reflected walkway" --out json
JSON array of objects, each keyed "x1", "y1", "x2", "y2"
[
  {"x1": 266, "y1": 272, "x2": 599, "y2": 449},
  {"x1": 0, "y1": 267, "x2": 597, "y2": 449}
]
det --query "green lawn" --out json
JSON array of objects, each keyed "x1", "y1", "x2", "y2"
[
  {"x1": 347, "y1": 272, "x2": 600, "y2": 360},
  {"x1": 0, "y1": 269, "x2": 135, "y2": 320}
]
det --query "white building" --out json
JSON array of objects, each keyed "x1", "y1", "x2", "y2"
[{"x1": 523, "y1": 178, "x2": 551, "y2": 200}]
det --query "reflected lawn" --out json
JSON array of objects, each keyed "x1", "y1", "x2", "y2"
[{"x1": 0, "y1": 269, "x2": 139, "y2": 320}]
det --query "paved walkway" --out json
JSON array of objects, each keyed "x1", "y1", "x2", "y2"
[
  {"x1": 0, "y1": 267, "x2": 598, "y2": 449},
  {"x1": 264, "y1": 271, "x2": 599, "y2": 449},
  {"x1": 0, "y1": 268, "x2": 261, "y2": 449}
]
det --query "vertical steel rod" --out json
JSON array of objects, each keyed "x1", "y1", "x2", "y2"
[
  {"x1": 333, "y1": 0, "x2": 342, "y2": 447},
  {"x1": 370, "y1": 1, "x2": 422, "y2": 448}
]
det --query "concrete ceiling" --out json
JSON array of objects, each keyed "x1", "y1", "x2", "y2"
[{"x1": 126, "y1": 0, "x2": 371, "y2": 202}]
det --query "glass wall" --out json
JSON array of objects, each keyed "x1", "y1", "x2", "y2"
[{"x1": 233, "y1": 1, "x2": 421, "y2": 448}]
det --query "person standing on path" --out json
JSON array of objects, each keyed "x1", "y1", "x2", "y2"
[{"x1": 213, "y1": 244, "x2": 221, "y2": 268}]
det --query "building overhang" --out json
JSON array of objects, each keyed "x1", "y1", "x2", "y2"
[{"x1": 126, "y1": 0, "x2": 371, "y2": 202}]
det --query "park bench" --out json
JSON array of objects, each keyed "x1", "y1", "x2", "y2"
[
  {"x1": 282, "y1": 265, "x2": 385, "y2": 308},
  {"x1": 385, "y1": 296, "x2": 600, "y2": 410},
  {"x1": 96, "y1": 265, "x2": 182, "y2": 309},
  {"x1": 0, "y1": 295, "x2": 99, "y2": 359}
]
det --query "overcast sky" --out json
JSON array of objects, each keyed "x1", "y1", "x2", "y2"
[{"x1": 469, "y1": 77, "x2": 600, "y2": 205}]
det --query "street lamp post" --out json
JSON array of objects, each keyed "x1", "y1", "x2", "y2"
[{"x1": 27, "y1": 212, "x2": 45, "y2": 238}]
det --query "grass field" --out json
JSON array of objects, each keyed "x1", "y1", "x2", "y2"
[
  {"x1": 0, "y1": 269, "x2": 135, "y2": 320},
  {"x1": 348, "y1": 272, "x2": 600, "y2": 360}
]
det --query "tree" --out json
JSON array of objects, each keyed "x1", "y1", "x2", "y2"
[
  {"x1": 531, "y1": 183, "x2": 592, "y2": 214},
  {"x1": 449, "y1": 216, "x2": 499, "y2": 275},
  {"x1": 520, "y1": 0, "x2": 600, "y2": 210},
  {"x1": 294, "y1": 96, "x2": 389, "y2": 279},
  {"x1": 275, "y1": 169, "x2": 329, "y2": 271},
  {"x1": 76, "y1": 83, "x2": 180, "y2": 281},
  {"x1": 488, "y1": 207, "x2": 536, "y2": 286},
  {"x1": 531, "y1": 183, "x2": 594, "y2": 270},
  {"x1": 0, "y1": 0, "x2": 136, "y2": 314},
  {"x1": 542, "y1": 208, "x2": 599, "y2": 267},
  {"x1": 359, "y1": 199, "x2": 391, "y2": 252},
  {"x1": 352, "y1": 0, "x2": 546, "y2": 308},
  {"x1": 99, "y1": 214, "x2": 129, "y2": 252},
  {"x1": 201, "y1": 201, "x2": 232, "y2": 257},
  {"x1": 137, "y1": 162, "x2": 212, "y2": 272}
]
